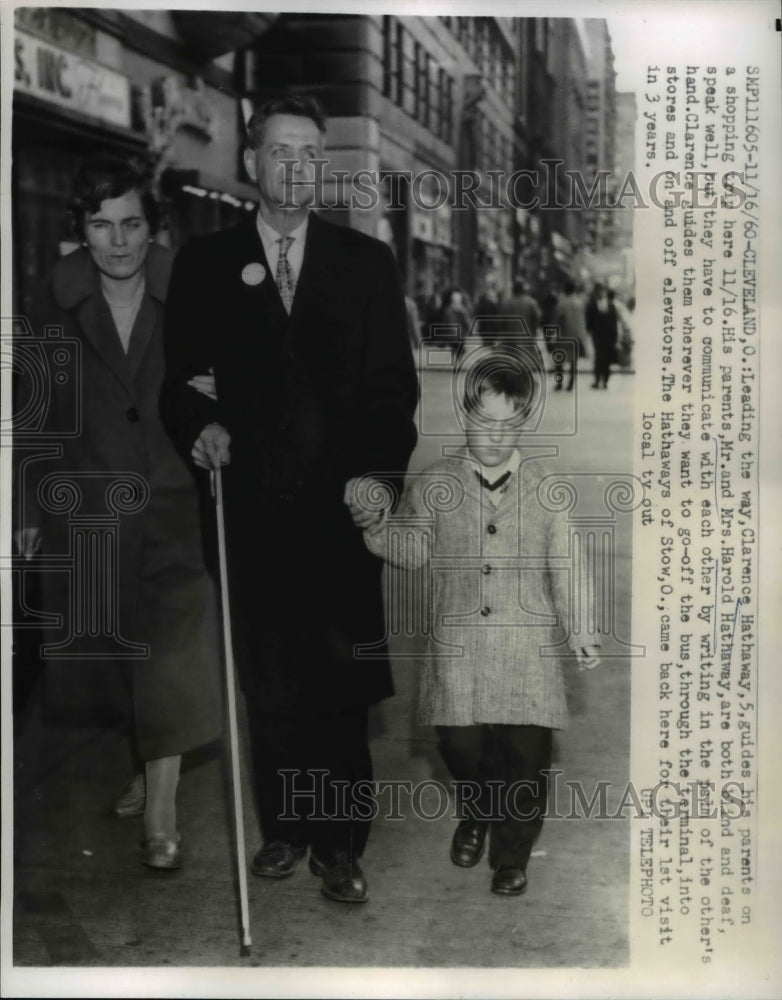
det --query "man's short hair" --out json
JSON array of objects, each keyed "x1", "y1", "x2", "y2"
[
  {"x1": 68, "y1": 154, "x2": 159, "y2": 241},
  {"x1": 463, "y1": 352, "x2": 536, "y2": 420},
  {"x1": 246, "y1": 93, "x2": 327, "y2": 149},
  {"x1": 512, "y1": 279, "x2": 526, "y2": 296}
]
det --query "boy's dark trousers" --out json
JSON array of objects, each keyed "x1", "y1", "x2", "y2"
[{"x1": 436, "y1": 723, "x2": 553, "y2": 869}]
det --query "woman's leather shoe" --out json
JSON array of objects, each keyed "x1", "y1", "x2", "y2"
[
  {"x1": 491, "y1": 866, "x2": 528, "y2": 895},
  {"x1": 142, "y1": 833, "x2": 181, "y2": 870},
  {"x1": 112, "y1": 773, "x2": 146, "y2": 819},
  {"x1": 450, "y1": 821, "x2": 488, "y2": 867},
  {"x1": 309, "y1": 851, "x2": 368, "y2": 903}
]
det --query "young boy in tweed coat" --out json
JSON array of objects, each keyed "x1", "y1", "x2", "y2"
[{"x1": 362, "y1": 356, "x2": 600, "y2": 895}]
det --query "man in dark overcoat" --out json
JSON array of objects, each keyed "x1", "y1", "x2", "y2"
[{"x1": 161, "y1": 93, "x2": 418, "y2": 902}]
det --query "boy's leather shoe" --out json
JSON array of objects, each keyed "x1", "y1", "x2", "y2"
[
  {"x1": 309, "y1": 851, "x2": 368, "y2": 903},
  {"x1": 450, "y1": 820, "x2": 488, "y2": 867},
  {"x1": 251, "y1": 841, "x2": 307, "y2": 878},
  {"x1": 491, "y1": 865, "x2": 528, "y2": 895}
]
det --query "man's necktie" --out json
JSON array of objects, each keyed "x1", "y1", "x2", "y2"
[
  {"x1": 276, "y1": 235, "x2": 296, "y2": 314},
  {"x1": 475, "y1": 469, "x2": 512, "y2": 492}
]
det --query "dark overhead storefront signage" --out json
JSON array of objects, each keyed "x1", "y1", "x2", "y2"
[
  {"x1": 14, "y1": 29, "x2": 131, "y2": 128},
  {"x1": 15, "y1": 8, "x2": 97, "y2": 59}
]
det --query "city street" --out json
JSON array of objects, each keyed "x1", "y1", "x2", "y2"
[{"x1": 12, "y1": 365, "x2": 634, "y2": 971}]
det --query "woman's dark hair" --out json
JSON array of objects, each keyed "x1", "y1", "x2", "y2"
[
  {"x1": 68, "y1": 154, "x2": 160, "y2": 240},
  {"x1": 246, "y1": 92, "x2": 327, "y2": 150}
]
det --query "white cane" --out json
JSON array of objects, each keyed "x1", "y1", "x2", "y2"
[{"x1": 211, "y1": 466, "x2": 252, "y2": 956}]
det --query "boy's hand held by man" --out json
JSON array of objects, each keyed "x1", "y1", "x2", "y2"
[
  {"x1": 344, "y1": 476, "x2": 391, "y2": 530},
  {"x1": 575, "y1": 645, "x2": 601, "y2": 671}
]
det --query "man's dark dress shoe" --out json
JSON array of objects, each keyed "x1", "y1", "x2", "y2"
[
  {"x1": 450, "y1": 820, "x2": 488, "y2": 867},
  {"x1": 491, "y1": 865, "x2": 528, "y2": 895},
  {"x1": 251, "y1": 841, "x2": 307, "y2": 878},
  {"x1": 309, "y1": 851, "x2": 368, "y2": 903}
]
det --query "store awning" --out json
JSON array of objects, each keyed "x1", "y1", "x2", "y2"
[{"x1": 171, "y1": 12, "x2": 278, "y2": 61}]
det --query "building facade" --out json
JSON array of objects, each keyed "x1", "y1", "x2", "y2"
[
  {"x1": 582, "y1": 17, "x2": 618, "y2": 254},
  {"x1": 612, "y1": 90, "x2": 637, "y2": 296},
  {"x1": 12, "y1": 10, "x2": 619, "y2": 312},
  {"x1": 248, "y1": 14, "x2": 521, "y2": 303},
  {"x1": 11, "y1": 7, "x2": 267, "y2": 313}
]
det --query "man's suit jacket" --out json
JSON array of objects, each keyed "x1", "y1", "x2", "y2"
[{"x1": 161, "y1": 212, "x2": 419, "y2": 715}]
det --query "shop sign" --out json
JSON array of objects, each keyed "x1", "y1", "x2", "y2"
[
  {"x1": 411, "y1": 206, "x2": 434, "y2": 243},
  {"x1": 14, "y1": 29, "x2": 130, "y2": 128},
  {"x1": 432, "y1": 204, "x2": 452, "y2": 247}
]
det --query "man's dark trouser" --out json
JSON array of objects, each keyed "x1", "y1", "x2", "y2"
[
  {"x1": 246, "y1": 707, "x2": 373, "y2": 862},
  {"x1": 436, "y1": 723, "x2": 552, "y2": 869},
  {"x1": 592, "y1": 337, "x2": 614, "y2": 386}
]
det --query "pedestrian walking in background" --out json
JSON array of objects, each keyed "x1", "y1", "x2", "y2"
[
  {"x1": 502, "y1": 278, "x2": 541, "y2": 340},
  {"x1": 364, "y1": 353, "x2": 600, "y2": 896},
  {"x1": 585, "y1": 283, "x2": 619, "y2": 389},
  {"x1": 612, "y1": 291, "x2": 635, "y2": 369},
  {"x1": 439, "y1": 286, "x2": 472, "y2": 362},
  {"x1": 500, "y1": 277, "x2": 545, "y2": 375},
  {"x1": 473, "y1": 279, "x2": 504, "y2": 346},
  {"x1": 551, "y1": 280, "x2": 587, "y2": 391},
  {"x1": 416, "y1": 283, "x2": 442, "y2": 343},
  {"x1": 13, "y1": 154, "x2": 223, "y2": 870}
]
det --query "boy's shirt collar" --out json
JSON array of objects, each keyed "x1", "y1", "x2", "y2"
[
  {"x1": 467, "y1": 448, "x2": 521, "y2": 487},
  {"x1": 466, "y1": 449, "x2": 521, "y2": 506}
]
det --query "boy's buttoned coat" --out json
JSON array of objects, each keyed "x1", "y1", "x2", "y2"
[{"x1": 367, "y1": 449, "x2": 596, "y2": 729}]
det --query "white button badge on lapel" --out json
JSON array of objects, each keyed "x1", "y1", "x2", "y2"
[{"x1": 242, "y1": 262, "x2": 266, "y2": 286}]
